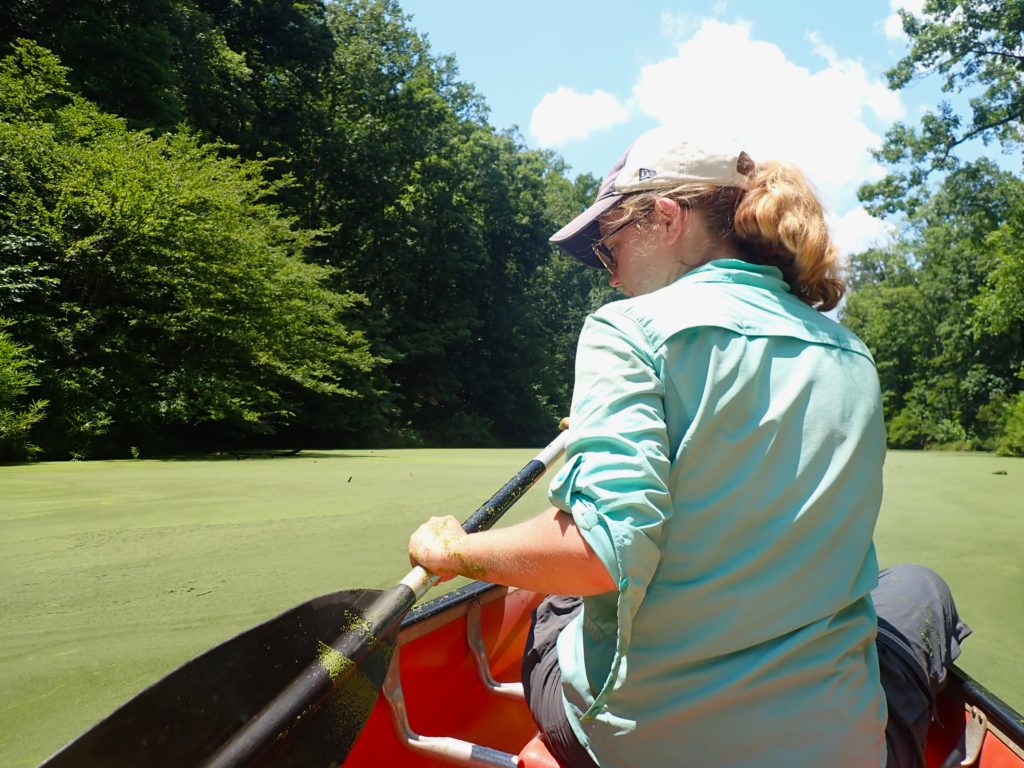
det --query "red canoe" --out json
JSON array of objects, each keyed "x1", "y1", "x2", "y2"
[{"x1": 346, "y1": 580, "x2": 1024, "y2": 768}]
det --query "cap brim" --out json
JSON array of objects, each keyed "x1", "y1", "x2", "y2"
[{"x1": 549, "y1": 193, "x2": 622, "y2": 269}]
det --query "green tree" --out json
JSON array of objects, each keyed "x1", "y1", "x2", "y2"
[
  {"x1": 860, "y1": 0, "x2": 1024, "y2": 215},
  {"x1": 1, "y1": 0, "x2": 183, "y2": 130},
  {"x1": 852, "y1": 1, "x2": 1024, "y2": 451},
  {"x1": 841, "y1": 252, "x2": 933, "y2": 423},
  {"x1": 527, "y1": 170, "x2": 616, "y2": 414},
  {"x1": 0, "y1": 321, "x2": 46, "y2": 461},
  {"x1": 302, "y1": 0, "x2": 595, "y2": 445},
  {"x1": 2, "y1": 1, "x2": 607, "y2": 448},
  {"x1": 994, "y1": 391, "x2": 1024, "y2": 456},
  {"x1": 0, "y1": 1, "x2": 336, "y2": 150},
  {"x1": 843, "y1": 161, "x2": 1024, "y2": 448},
  {"x1": 974, "y1": 196, "x2": 1024, "y2": 339},
  {"x1": 0, "y1": 41, "x2": 383, "y2": 457}
]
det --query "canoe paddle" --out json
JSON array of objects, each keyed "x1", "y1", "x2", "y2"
[{"x1": 37, "y1": 425, "x2": 569, "y2": 768}]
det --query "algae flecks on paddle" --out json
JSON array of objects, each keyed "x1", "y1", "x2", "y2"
[
  {"x1": 317, "y1": 641, "x2": 354, "y2": 683},
  {"x1": 291, "y1": 640, "x2": 383, "y2": 763},
  {"x1": 317, "y1": 640, "x2": 387, "y2": 755},
  {"x1": 341, "y1": 609, "x2": 374, "y2": 640}
]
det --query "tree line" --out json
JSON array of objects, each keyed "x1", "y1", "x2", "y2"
[
  {"x1": 0, "y1": 0, "x2": 611, "y2": 460},
  {"x1": 845, "y1": 0, "x2": 1024, "y2": 455},
  {"x1": 1, "y1": 0, "x2": 1022, "y2": 460}
]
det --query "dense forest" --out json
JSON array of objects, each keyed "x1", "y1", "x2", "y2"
[
  {"x1": 846, "y1": 0, "x2": 1024, "y2": 455},
  {"x1": 1, "y1": 0, "x2": 1022, "y2": 460}
]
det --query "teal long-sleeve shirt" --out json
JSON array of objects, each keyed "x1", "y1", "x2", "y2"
[{"x1": 547, "y1": 259, "x2": 888, "y2": 767}]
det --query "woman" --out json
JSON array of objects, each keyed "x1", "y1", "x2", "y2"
[{"x1": 409, "y1": 127, "x2": 889, "y2": 766}]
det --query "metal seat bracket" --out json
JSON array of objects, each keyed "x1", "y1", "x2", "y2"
[
  {"x1": 466, "y1": 599, "x2": 526, "y2": 701},
  {"x1": 382, "y1": 646, "x2": 518, "y2": 767},
  {"x1": 960, "y1": 705, "x2": 988, "y2": 766}
]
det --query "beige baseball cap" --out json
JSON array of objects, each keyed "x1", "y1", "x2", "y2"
[{"x1": 550, "y1": 127, "x2": 753, "y2": 267}]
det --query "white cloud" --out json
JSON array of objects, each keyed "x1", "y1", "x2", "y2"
[
  {"x1": 660, "y1": 12, "x2": 699, "y2": 42},
  {"x1": 806, "y1": 31, "x2": 904, "y2": 123},
  {"x1": 529, "y1": 87, "x2": 629, "y2": 147},
  {"x1": 527, "y1": 16, "x2": 905, "y2": 243},
  {"x1": 828, "y1": 206, "x2": 895, "y2": 258},
  {"x1": 883, "y1": 13, "x2": 906, "y2": 39},
  {"x1": 629, "y1": 18, "x2": 904, "y2": 212},
  {"x1": 883, "y1": 0, "x2": 926, "y2": 40}
]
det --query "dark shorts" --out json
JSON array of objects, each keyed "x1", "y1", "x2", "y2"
[
  {"x1": 521, "y1": 594, "x2": 600, "y2": 768},
  {"x1": 872, "y1": 564, "x2": 972, "y2": 768},
  {"x1": 522, "y1": 565, "x2": 971, "y2": 768}
]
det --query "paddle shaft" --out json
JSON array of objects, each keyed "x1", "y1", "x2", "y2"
[
  {"x1": 200, "y1": 429, "x2": 570, "y2": 768},
  {"x1": 400, "y1": 429, "x2": 571, "y2": 600}
]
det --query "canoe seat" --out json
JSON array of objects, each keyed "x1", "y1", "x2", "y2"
[{"x1": 517, "y1": 734, "x2": 568, "y2": 768}]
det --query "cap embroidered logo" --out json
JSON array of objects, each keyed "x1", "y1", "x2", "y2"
[{"x1": 638, "y1": 168, "x2": 657, "y2": 182}]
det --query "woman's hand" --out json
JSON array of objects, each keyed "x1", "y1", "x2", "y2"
[
  {"x1": 407, "y1": 507, "x2": 615, "y2": 594},
  {"x1": 408, "y1": 515, "x2": 470, "y2": 582}
]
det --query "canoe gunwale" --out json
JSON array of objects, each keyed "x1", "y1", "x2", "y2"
[{"x1": 399, "y1": 581, "x2": 509, "y2": 644}]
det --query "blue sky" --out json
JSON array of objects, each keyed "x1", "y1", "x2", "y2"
[{"x1": 396, "y1": 0, "x2": 934, "y2": 256}]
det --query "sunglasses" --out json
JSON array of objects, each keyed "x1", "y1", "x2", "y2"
[{"x1": 591, "y1": 217, "x2": 635, "y2": 272}]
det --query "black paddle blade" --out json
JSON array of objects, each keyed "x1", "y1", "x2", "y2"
[
  {"x1": 241, "y1": 586, "x2": 413, "y2": 768},
  {"x1": 38, "y1": 589, "x2": 396, "y2": 768}
]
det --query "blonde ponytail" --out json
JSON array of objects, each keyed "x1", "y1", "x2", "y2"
[{"x1": 732, "y1": 162, "x2": 845, "y2": 311}]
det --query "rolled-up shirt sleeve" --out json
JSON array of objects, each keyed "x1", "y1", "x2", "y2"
[{"x1": 548, "y1": 308, "x2": 673, "y2": 720}]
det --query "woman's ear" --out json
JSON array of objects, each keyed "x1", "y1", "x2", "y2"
[{"x1": 653, "y1": 197, "x2": 687, "y2": 246}]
